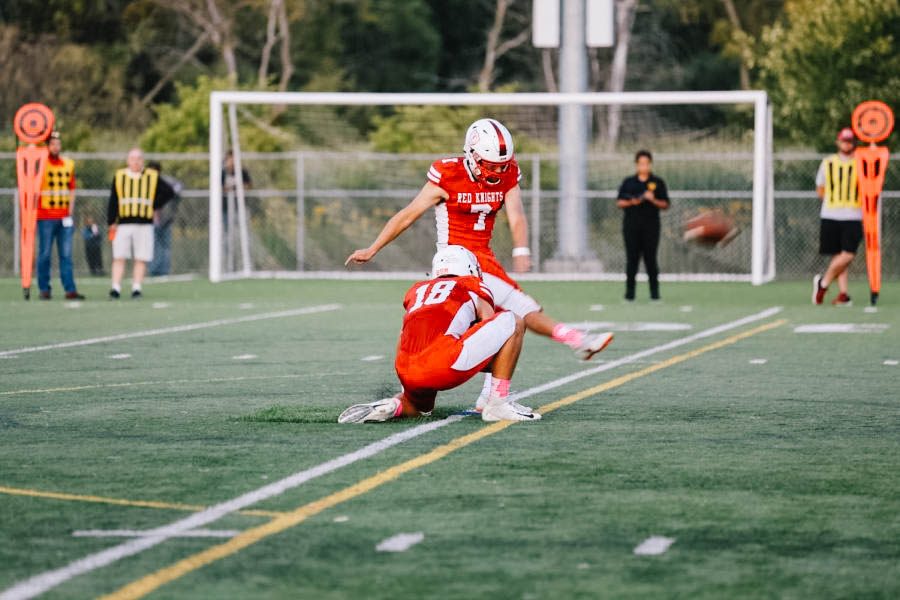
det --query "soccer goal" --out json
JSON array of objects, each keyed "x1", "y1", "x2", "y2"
[{"x1": 208, "y1": 91, "x2": 774, "y2": 284}]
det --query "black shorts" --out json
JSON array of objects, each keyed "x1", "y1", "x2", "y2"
[{"x1": 819, "y1": 219, "x2": 863, "y2": 255}]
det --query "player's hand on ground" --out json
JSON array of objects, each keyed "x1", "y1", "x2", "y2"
[
  {"x1": 512, "y1": 254, "x2": 531, "y2": 273},
  {"x1": 345, "y1": 248, "x2": 376, "y2": 266}
]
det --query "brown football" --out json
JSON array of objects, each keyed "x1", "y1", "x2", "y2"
[{"x1": 683, "y1": 210, "x2": 738, "y2": 247}]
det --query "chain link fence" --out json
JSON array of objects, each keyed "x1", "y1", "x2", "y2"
[{"x1": 2, "y1": 151, "x2": 898, "y2": 281}]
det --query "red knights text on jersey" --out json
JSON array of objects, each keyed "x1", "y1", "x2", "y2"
[
  {"x1": 426, "y1": 157, "x2": 521, "y2": 253},
  {"x1": 397, "y1": 275, "x2": 495, "y2": 356}
]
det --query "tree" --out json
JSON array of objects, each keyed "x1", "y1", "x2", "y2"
[
  {"x1": 477, "y1": 0, "x2": 531, "y2": 92},
  {"x1": 605, "y1": 0, "x2": 639, "y2": 147},
  {"x1": 0, "y1": 25, "x2": 148, "y2": 147},
  {"x1": 755, "y1": 0, "x2": 900, "y2": 149}
]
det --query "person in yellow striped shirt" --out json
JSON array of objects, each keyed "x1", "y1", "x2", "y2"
[
  {"x1": 106, "y1": 148, "x2": 175, "y2": 299},
  {"x1": 812, "y1": 128, "x2": 861, "y2": 306}
]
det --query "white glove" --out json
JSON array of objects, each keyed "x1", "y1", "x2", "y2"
[{"x1": 62, "y1": 217, "x2": 74, "y2": 228}]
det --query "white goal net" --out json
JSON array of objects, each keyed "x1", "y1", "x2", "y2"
[{"x1": 208, "y1": 91, "x2": 774, "y2": 284}]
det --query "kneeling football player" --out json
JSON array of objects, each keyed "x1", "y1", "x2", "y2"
[{"x1": 339, "y1": 245, "x2": 539, "y2": 423}]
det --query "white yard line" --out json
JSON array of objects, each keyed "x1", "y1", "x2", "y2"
[
  {"x1": 1, "y1": 373, "x2": 343, "y2": 397},
  {"x1": 0, "y1": 307, "x2": 782, "y2": 600},
  {"x1": 633, "y1": 536, "x2": 675, "y2": 556},
  {"x1": 375, "y1": 532, "x2": 425, "y2": 553},
  {"x1": 0, "y1": 305, "x2": 341, "y2": 358},
  {"x1": 72, "y1": 529, "x2": 238, "y2": 539}
]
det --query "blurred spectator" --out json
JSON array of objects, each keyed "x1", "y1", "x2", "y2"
[
  {"x1": 37, "y1": 131, "x2": 84, "y2": 300},
  {"x1": 221, "y1": 149, "x2": 252, "y2": 219},
  {"x1": 812, "y1": 128, "x2": 861, "y2": 306},
  {"x1": 616, "y1": 149, "x2": 670, "y2": 301},
  {"x1": 81, "y1": 216, "x2": 104, "y2": 276},
  {"x1": 107, "y1": 148, "x2": 175, "y2": 299},
  {"x1": 147, "y1": 160, "x2": 184, "y2": 276}
]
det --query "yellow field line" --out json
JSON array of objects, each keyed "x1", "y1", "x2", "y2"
[
  {"x1": 101, "y1": 318, "x2": 785, "y2": 600},
  {"x1": 0, "y1": 486, "x2": 285, "y2": 519}
]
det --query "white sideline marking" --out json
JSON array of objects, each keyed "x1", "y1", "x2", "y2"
[
  {"x1": 0, "y1": 304, "x2": 342, "y2": 358},
  {"x1": 749, "y1": 358, "x2": 768, "y2": 365},
  {"x1": 794, "y1": 323, "x2": 888, "y2": 334},
  {"x1": 376, "y1": 532, "x2": 425, "y2": 553},
  {"x1": 680, "y1": 305, "x2": 694, "y2": 312},
  {"x1": 0, "y1": 307, "x2": 781, "y2": 600},
  {"x1": 232, "y1": 354, "x2": 257, "y2": 361},
  {"x1": 73, "y1": 529, "x2": 238, "y2": 539},
  {"x1": 108, "y1": 354, "x2": 131, "y2": 360},
  {"x1": 332, "y1": 515, "x2": 349, "y2": 523},
  {"x1": 152, "y1": 302, "x2": 171, "y2": 309},
  {"x1": 64, "y1": 302, "x2": 81, "y2": 309},
  {"x1": 567, "y1": 321, "x2": 692, "y2": 332},
  {"x1": 589, "y1": 304, "x2": 604, "y2": 311},
  {"x1": 0, "y1": 373, "x2": 350, "y2": 397},
  {"x1": 238, "y1": 303, "x2": 254, "y2": 310},
  {"x1": 360, "y1": 355, "x2": 384, "y2": 362},
  {"x1": 885, "y1": 360, "x2": 898, "y2": 366},
  {"x1": 864, "y1": 307, "x2": 878, "y2": 314},
  {"x1": 633, "y1": 536, "x2": 675, "y2": 556}
]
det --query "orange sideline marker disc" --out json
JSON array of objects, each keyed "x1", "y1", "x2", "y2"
[
  {"x1": 14, "y1": 103, "x2": 55, "y2": 144},
  {"x1": 852, "y1": 100, "x2": 894, "y2": 144}
]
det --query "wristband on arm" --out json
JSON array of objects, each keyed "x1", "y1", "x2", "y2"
[{"x1": 512, "y1": 247, "x2": 531, "y2": 257}]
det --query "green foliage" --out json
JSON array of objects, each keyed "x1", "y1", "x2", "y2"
[
  {"x1": 339, "y1": 0, "x2": 441, "y2": 92},
  {"x1": 0, "y1": 25, "x2": 147, "y2": 149},
  {"x1": 368, "y1": 105, "x2": 482, "y2": 153},
  {"x1": 755, "y1": 0, "x2": 900, "y2": 150},
  {"x1": 140, "y1": 76, "x2": 290, "y2": 153}
]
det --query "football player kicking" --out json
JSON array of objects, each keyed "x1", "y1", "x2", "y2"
[
  {"x1": 339, "y1": 246, "x2": 539, "y2": 423},
  {"x1": 346, "y1": 118, "x2": 613, "y2": 414}
]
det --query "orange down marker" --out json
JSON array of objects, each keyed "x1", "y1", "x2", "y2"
[
  {"x1": 851, "y1": 100, "x2": 894, "y2": 306},
  {"x1": 13, "y1": 103, "x2": 55, "y2": 300}
]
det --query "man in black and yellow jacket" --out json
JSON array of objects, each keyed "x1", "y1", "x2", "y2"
[
  {"x1": 107, "y1": 148, "x2": 175, "y2": 299},
  {"x1": 812, "y1": 128, "x2": 861, "y2": 306}
]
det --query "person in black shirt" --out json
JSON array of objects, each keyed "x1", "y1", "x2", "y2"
[{"x1": 616, "y1": 150, "x2": 670, "y2": 301}]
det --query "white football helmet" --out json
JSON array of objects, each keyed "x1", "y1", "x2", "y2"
[
  {"x1": 463, "y1": 118, "x2": 515, "y2": 185},
  {"x1": 431, "y1": 245, "x2": 482, "y2": 278}
]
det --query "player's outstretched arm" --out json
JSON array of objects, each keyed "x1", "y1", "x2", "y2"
[
  {"x1": 504, "y1": 186, "x2": 531, "y2": 273},
  {"x1": 345, "y1": 183, "x2": 446, "y2": 266}
]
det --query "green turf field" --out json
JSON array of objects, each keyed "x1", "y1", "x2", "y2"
[{"x1": 1, "y1": 277, "x2": 898, "y2": 599}]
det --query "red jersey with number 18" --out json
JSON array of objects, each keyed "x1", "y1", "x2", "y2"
[
  {"x1": 397, "y1": 275, "x2": 494, "y2": 357},
  {"x1": 426, "y1": 157, "x2": 521, "y2": 254}
]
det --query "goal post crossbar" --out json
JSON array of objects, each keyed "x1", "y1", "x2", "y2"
[{"x1": 209, "y1": 91, "x2": 772, "y2": 284}]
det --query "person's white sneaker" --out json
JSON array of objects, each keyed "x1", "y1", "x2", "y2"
[
  {"x1": 574, "y1": 331, "x2": 614, "y2": 360},
  {"x1": 474, "y1": 395, "x2": 532, "y2": 414},
  {"x1": 338, "y1": 397, "x2": 401, "y2": 424},
  {"x1": 481, "y1": 398, "x2": 542, "y2": 422}
]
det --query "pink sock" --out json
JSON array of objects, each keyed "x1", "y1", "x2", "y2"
[
  {"x1": 552, "y1": 324, "x2": 584, "y2": 349},
  {"x1": 489, "y1": 377, "x2": 510, "y2": 401}
]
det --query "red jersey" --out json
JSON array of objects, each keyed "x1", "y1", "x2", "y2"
[
  {"x1": 426, "y1": 157, "x2": 521, "y2": 254},
  {"x1": 397, "y1": 275, "x2": 494, "y2": 356},
  {"x1": 38, "y1": 155, "x2": 76, "y2": 220}
]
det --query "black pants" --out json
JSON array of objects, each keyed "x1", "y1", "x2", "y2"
[
  {"x1": 623, "y1": 221, "x2": 660, "y2": 299},
  {"x1": 84, "y1": 237, "x2": 104, "y2": 275}
]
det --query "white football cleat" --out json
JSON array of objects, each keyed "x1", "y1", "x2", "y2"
[
  {"x1": 338, "y1": 397, "x2": 401, "y2": 424},
  {"x1": 474, "y1": 395, "x2": 533, "y2": 414},
  {"x1": 574, "y1": 331, "x2": 614, "y2": 360},
  {"x1": 481, "y1": 398, "x2": 542, "y2": 422}
]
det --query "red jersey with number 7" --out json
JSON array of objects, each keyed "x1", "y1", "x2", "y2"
[
  {"x1": 398, "y1": 275, "x2": 495, "y2": 356},
  {"x1": 426, "y1": 157, "x2": 521, "y2": 254}
]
